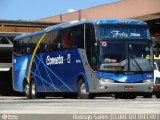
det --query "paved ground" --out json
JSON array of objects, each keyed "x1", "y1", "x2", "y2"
[{"x1": 0, "y1": 96, "x2": 160, "y2": 114}]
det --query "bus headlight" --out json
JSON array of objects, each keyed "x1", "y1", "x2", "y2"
[
  {"x1": 143, "y1": 79, "x2": 153, "y2": 83},
  {"x1": 99, "y1": 78, "x2": 115, "y2": 83}
]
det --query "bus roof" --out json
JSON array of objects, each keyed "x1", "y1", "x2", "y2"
[{"x1": 14, "y1": 19, "x2": 147, "y2": 41}]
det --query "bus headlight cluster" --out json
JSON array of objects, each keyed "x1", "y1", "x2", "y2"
[
  {"x1": 99, "y1": 78, "x2": 115, "y2": 83},
  {"x1": 143, "y1": 79, "x2": 153, "y2": 83}
]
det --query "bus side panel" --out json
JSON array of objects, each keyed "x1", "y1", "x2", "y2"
[
  {"x1": 30, "y1": 48, "x2": 85, "y2": 93},
  {"x1": 13, "y1": 56, "x2": 31, "y2": 92}
]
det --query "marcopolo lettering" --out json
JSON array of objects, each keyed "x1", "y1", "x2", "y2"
[{"x1": 46, "y1": 55, "x2": 63, "y2": 65}]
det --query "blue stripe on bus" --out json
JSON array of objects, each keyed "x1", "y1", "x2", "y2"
[
  {"x1": 33, "y1": 54, "x2": 73, "y2": 92},
  {"x1": 31, "y1": 71, "x2": 62, "y2": 92}
]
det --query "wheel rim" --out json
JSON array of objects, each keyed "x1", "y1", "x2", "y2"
[
  {"x1": 31, "y1": 83, "x2": 36, "y2": 96},
  {"x1": 24, "y1": 84, "x2": 30, "y2": 95},
  {"x1": 80, "y1": 83, "x2": 87, "y2": 95}
]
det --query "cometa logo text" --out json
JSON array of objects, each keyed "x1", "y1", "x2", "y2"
[{"x1": 46, "y1": 55, "x2": 63, "y2": 65}]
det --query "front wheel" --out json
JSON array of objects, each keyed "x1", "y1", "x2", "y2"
[{"x1": 77, "y1": 79, "x2": 95, "y2": 99}]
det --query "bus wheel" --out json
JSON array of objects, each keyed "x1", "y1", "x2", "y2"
[
  {"x1": 78, "y1": 79, "x2": 94, "y2": 99},
  {"x1": 24, "y1": 82, "x2": 31, "y2": 99},
  {"x1": 31, "y1": 80, "x2": 37, "y2": 99}
]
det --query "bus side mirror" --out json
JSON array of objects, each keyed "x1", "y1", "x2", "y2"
[{"x1": 155, "y1": 47, "x2": 159, "y2": 57}]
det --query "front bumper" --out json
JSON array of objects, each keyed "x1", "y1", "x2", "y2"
[{"x1": 93, "y1": 82, "x2": 153, "y2": 93}]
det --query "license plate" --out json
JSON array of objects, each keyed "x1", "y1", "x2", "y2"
[{"x1": 124, "y1": 86, "x2": 134, "y2": 91}]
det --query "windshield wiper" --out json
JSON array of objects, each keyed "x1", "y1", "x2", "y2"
[{"x1": 130, "y1": 54, "x2": 143, "y2": 72}]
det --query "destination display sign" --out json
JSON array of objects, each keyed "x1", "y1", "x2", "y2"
[{"x1": 97, "y1": 25, "x2": 150, "y2": 39}]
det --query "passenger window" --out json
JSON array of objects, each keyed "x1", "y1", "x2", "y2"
[
  {"x1": 50, "y1": 30, "x2": 62, "y2": 51},
  {"x1": 40, "y1": 33, "x2": 51, "y2": 52},
  {"x1": 61, "y1": 29, "x2": 72, "y2": 49},
  {"x1": 72, "y1": 25, "x2": 84, "y2": 48}
]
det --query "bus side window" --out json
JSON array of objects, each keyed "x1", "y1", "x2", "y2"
[
  {"x1": 20, "y1": 37, "x2": 30, "y2": 55},
  {"x1": 41, "y1": 33, "x2": 51, "y2": 52},
  {"x1": 13, "y1": 40, "x2": 22, "y2": 56},
  {"x1": 50, "y1": 30, "x2": 62, "y2": 51},
  {"x1": 62, "y1": 32, "x2": 71, "y2": 49},
  {"x1": 31, "y1": 34, "x2": 45, "y2": 54},
  {"x1": 61, "y1": 28, "x2": 72, "y2": 49},
  {"x1": 72, "y1": 25, "x2": 84, "y2": 48}
]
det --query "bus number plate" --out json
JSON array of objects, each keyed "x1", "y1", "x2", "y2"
[{"x1": 124, "y1": 86, "x2": 133, "y2": 91}]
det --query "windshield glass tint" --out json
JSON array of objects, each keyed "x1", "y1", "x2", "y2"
[
  {"x1": 99, "y1": 40, "x2": 153, "y2": 72},
  {"x1": 128, "y1": 41, "x2": 153, "y2": 71},
  {"x1": 99, "y1": 41, "x2": 127, "y2": 71}
]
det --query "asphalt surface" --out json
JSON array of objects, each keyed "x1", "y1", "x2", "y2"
[{"x1": 0, "y1": 96, "x2": 160, "y2": 114}]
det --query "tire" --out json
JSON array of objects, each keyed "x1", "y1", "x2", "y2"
[
  {"x1": 24, "y1": 81, "x2": 31, "y2": 99},
  {"x1": 77, "y1": 79, "x2": 95, "y2": 99},
  {"x1": 30, "y1": 80, "x2": 46, "y2": 99},
  {"x1": 30, "y1": 80, "x2": 37, "y2": 99}
]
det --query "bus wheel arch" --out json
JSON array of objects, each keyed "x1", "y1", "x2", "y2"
[
  {"x1": 77, "y1": 75, "x2": 94, "y2": 99},
  {"x1": 77, "y1": 75, "x2": 89, "y2": 93}
]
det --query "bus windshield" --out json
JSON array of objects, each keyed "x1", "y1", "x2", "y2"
[{"x1": 99, "y1": 40, "x2": 153, "y2": 72}]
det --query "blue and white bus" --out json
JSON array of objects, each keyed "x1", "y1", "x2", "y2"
[{"x1": 13, "y1": 19, "x2": 154, "y2": 99}]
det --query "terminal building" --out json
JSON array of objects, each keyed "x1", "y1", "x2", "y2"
[{"x1": 38, "y1": 0, "x2": 160, "y2": 43}]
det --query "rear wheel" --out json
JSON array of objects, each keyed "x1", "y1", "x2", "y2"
[
  {"x1": 78, "y1": 79, "x2": 95, "y2": 99},
  {"x1": 31, "y1": 80, "x2": 46, "y2": 99},
  {"x1": 31, "y1": 80, "x2": 37, "y2": 99},
  {"x1": 24, "y1": 81, "x2": 31, "y2": 99}
]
